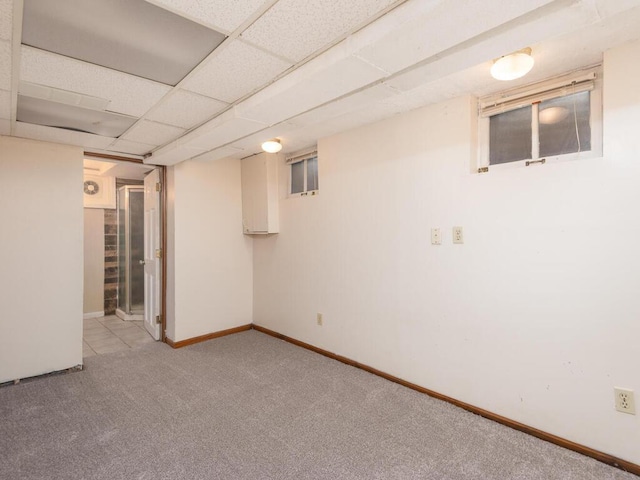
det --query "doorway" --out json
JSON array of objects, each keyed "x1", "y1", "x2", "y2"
[{"x1": 82, "y1": 155, "x2": 165, "y2": 356}]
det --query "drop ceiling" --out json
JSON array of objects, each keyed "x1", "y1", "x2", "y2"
[{"x1": 1, "y1": 0, "x2": 640, "y2": 165}]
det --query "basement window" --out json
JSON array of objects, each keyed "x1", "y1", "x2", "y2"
[
  {"x1": 478, "y1": 68, "x2": 602, "y2": 171},
  {"x1": 288, "y1": 151, "x2": 318, "y2": 196}
]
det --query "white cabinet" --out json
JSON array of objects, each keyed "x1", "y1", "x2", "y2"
[{"x1": 241, "y1": 152, "x2": 280, "y2": 234}]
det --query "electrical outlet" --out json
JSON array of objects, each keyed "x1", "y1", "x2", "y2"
[
  {"x1": 452, "y1": 226, "x2": 464, "y2": 244},
  {"x1": 431, "y1": 228, "x2": 441, "y2": 245},
  {"x1": 317, "y1": 313, "x2": 323, "y2": 326},
  {"x1": 614, "y1": 388, "x2": 636, "y2": 414}
]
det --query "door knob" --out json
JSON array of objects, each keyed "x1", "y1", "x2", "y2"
[{"x1": 139, "y1": 260, "x2": 145, "y2": 265}]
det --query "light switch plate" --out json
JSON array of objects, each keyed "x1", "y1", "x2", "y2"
[{"x1": 431, "y1": 228, "x2": 441, "y2": 245}]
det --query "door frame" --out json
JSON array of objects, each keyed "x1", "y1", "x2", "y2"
[{"x1": 85, "y1": 151, "x2": 168, "y2": 342}]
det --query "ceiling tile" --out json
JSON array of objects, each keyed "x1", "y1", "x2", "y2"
[
  {"x1": 182, "y1": 40, "x2": 292, "y2": 103},
  {"x1": 14, "y1": 121, "x2": 115, "y2": 149},
  {"x1": 146, "y1": 90, "x2": 228, "y2": 129},
  {"x1": 0, "y1": 89, "x2": 9, "y2": 119},
  {"x1": 241, "y1": 0, "x2": 396, "y2": 62},
  {"x1": 0, "y1": 0, "x2": 12, "y2": 41},
  {"x1": 144, "y1": 0, "x2": 269, "y2": 33},
  {"x1": 20, "y1": 46, "x2": 172, "y2": 117},
  {"x1": 0, "y1": 118, "x2": 8, "y2": 135},
  {"x1": 22, "y1": 0, "x2": 226, "y2": 86},
  {"x1": 0, "y1": 40, "x2": 10, "y2": 90},
  {"x1": 108, "y1": 138, "x2": 157, "y2": 156},
  {"x1": 121, "y1": 120, "x2": 185, "y2": 146}
]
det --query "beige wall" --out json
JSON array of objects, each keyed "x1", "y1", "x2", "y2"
[
  {"x1": 166, "y1": 156, "x2": 253, "y2": 342},
  {"x1": 0, "y1": 136, "x2": 83, "y2": 383},
  {"x1": 252, "y1": 40, "x2": 640, "y2": 464},
  {"x1": 83, "y1": 208, "x2": 104, "y2": 315}
]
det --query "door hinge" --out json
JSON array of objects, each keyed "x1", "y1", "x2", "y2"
[
  {"x1": 155, "y1": 248, "x2": 162, "y2": 259},
  {"x1": 155, "y1": 315, "x2": 162, "y2": 325},
  {"x1": 156, "y1": 182, "x2": 162, "y2": 192}
]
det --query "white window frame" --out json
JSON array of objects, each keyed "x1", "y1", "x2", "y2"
[
  {"x1": 287, "y1": 150, "x2": 319, "y2": 197},
  {"x1": 477, "y1": 66, "x2": 602, "y2": 172}
]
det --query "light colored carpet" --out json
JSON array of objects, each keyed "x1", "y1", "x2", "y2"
[{"x1": 0, "y1": 330, "x2": 635, "y2": 480}]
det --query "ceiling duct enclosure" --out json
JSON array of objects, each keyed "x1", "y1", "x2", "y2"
[{"x1": 21, "y1": 0, "x2": 227, "y2": 86}]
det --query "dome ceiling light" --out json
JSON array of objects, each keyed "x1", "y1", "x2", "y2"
[
  {"x1": 491, "y1": 48, "x2": 534, "y2": 81},
  {"x1": 261, "y1": 138, "x2": 282, "y2": 153}
]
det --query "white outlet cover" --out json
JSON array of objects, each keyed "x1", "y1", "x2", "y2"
[
  {"x1": 614, "y1": 387, "x2": 636, "y2": 415},
  {"x1": 453, "y1": 226, "x2": 464, "y2": 244}
]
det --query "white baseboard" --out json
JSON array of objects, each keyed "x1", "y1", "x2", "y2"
[{"x1": 83, "y1": 311, "x2": 104, "y2": 320}]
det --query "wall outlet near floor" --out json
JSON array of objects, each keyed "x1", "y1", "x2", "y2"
[
  {"x1": 452, "y1": 226, "x2": 464, "y2": 244},
  {"x1": 614, "y1": 388, "x2": 636, "y2": 414},
  {"x1": 431, "y1": 228, "x2": 442, "y2": 245},
  {"x1": 317, "y1": 313, "x2": 323, "y2": 326}
]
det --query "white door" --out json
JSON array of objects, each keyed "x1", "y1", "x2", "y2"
[{"x1": 143, "y1": 169, "x2": 161, "y2": 340}]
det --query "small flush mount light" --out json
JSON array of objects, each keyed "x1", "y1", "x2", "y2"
[
  {"x1": 491, "y1": 47, "x2": 534, "y2": 81},
  {"x1": 261, "y1": 138, "x2": 282, "y2": 153}
]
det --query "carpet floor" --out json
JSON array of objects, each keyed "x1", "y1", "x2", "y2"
[{"x1": 0, "y1": 330, "x2": 636, "y2": 480}]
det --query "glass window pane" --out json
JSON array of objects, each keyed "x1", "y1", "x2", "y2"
[
  {"x1": 489, "y1": 106, "x2": 532, "y2": 165},
  {"x1": 291, "y1": 161, "x2": 304, "y2": 194},
  {"x1": 539, "y1": 91, "x2": 591, "y2": 158},
  {"x1": 306, "y1": 156, "x2": 318, "y2": 191}
]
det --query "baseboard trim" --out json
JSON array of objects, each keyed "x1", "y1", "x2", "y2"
[
  {"x1": 165, "y1": 324, "x2": 252, "y2": 349},
  {"x1": 83, "y1": 311, "x2": 104, "y2": 320},
  {"x1": 252, "y1": 324, "x2": 640, "y2": 476}
]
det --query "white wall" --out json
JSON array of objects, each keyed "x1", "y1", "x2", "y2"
[
  {"x1": 83, "y1": 208, "x2": 104, "y2": 315},
  {"x1": 165, "y1": 166, "x2": 176, "y2": 340},
  {"x1": 252, "y1": 40, "x2": 640, "y2": 464},
  {"x1": 168, "y1": 156, "x2": 253, "y2": 342},
  {"x1": 0, "y1": 136, "x2": 83, "y2": 383}
]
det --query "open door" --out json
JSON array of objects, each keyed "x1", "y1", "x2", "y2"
[{"x1": 143, "y1": 168, "x2": 161, "y2": 340}]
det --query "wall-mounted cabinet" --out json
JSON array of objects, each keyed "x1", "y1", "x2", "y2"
[{"x1": 241, "y1": 152, "x2": 280, "y2": 234}]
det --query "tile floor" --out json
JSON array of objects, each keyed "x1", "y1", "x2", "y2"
[{"x1": 83, "y1": 315, "x2": 155, "y2": 357}]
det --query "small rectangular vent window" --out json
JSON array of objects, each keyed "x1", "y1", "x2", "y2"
[
  {"x1": 288, "y1": 151, "x2": 318, "y2": 196},
  {"x1": 478, "y1": 68, "x2": 602, "y2": 170}
]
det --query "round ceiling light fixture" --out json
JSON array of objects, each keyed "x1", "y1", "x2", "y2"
[
  {"x1": 490, "y1": 48, "x2": 534, "y2": 81},
  {"x1": 261, "y1": 138, "x2": 282, "y2": 153}
]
